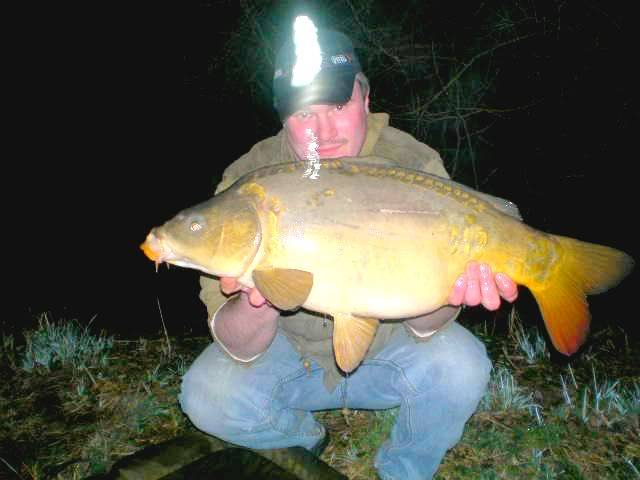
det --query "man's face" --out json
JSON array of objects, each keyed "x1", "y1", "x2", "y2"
[{"x1": 284, "y1": 81, "x2": 370, "y2": 161}]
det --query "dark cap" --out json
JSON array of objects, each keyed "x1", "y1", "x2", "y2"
[{"x1": 273, "y1": 22, "x2": 361, "y2": 122}]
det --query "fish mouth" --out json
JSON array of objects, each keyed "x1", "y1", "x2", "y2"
[
  {"x1": 140, "y1": 231, "x2": 175, "y2": 270},
  {"x1": 140, "y1": 231, "x2": 212, "y2": 274}
]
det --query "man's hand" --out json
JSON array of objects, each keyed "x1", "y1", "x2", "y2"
[
  {"x1": 212, "y1": 277, "x2": 279, "y2": 361},
  {"x1": 220, "y1": 277, "x2": 268, "y2": 307},
  {"x1": 448, "y1": 261, "x2": 518, "y2": 311}
]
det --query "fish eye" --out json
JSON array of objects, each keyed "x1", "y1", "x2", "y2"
[{"x1": 187, "y1": 214, "x2": 207, "y2": 233}]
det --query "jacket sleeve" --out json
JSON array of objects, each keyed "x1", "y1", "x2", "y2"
[
  {"x1": 199, "y1": 275, "x2": 230, "y2": 320},
  {"x1": 405, "y1": 138, "x2": 450, "y2": 179},
  {"x1": 214, "y1": 151, "x2": 252, "y2": 194},
  {"x1": 376, "y1": 125, "x2": 451, "y2": 179},
  {"x1": 215, "y1": 132, "x2": 288, "y2": 194},
  {"x1": 417, "y1": 144, "x2": 450, "y2": 179}
]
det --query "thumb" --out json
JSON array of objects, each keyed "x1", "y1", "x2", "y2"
[{"x1": 248, "y1": 288, "x2": 267, "y2": 307}]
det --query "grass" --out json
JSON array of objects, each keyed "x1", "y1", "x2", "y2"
[
  {"x1": 21, "y1": 313, "x2": 114, "y2": 372},
  {"x1": 1, "y1": 311, "x2": 638, "y2": 479},
  {"x1": 0, "y1": 315, "x2": 198, "y2": 479}
]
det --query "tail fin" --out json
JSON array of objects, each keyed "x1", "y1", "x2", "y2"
[{"x1": 529, "y1": 235, "x2": 634, "y2": 355}]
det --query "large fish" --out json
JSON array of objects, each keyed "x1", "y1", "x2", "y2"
[{"x1": 141, "y1": 158, "x2": 634, "y2": 372}]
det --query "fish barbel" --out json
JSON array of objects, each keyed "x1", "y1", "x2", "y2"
[{"x1": 141, "y1": 158, "x2": 634, "y2": 372}]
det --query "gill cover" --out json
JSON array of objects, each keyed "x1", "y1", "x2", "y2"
[{"x1": 208, "y1": 204, "x2": 262, "y2": 277}]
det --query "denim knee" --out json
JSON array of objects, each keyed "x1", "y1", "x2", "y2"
[
  {"x1": 404, "y1": 323, "x2": 492, "y2": 408},
  {"x1": 178, "y1": 344, "x2": 266, "y2": 441}
]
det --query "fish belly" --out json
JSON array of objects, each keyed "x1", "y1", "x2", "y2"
[{"x1": 302, "y1": 220, "x2": 456, "y2": 318}]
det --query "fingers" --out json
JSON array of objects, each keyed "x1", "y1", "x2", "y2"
[
  {"x1": 220, "y1": 277, "x2": 268, "y2": 307},
  {"x1": 495, "y1": 272, "x2": 518, "y2": 302},
  {"x1": 478, "y1": 263, "x2": 501, "y2": 311},
  {"x1": 448, "y1": 275, "x2": 467, "y2": 306},
  {"x1": 448, "y1": 262, "x2": 518, "y2": 311},
  {"x1": 220, "y1": 277, "x2": 241, "y2": 295},
  {"x1": 464, "y1": 262, "x2": 483, "y2": 307},
  {"x1": 448, "y1": 262, "x2": 483, "y2": 307},
  {"x1": 248, "y1": 288, "x2": 267, "y2": 307}
]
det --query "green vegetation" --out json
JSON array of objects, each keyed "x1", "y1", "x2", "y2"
[
  {"x1": 0, "y1": 315, "x2": 197, "y2": 479},
  {"x1": 509, "y1": 309, "x2": 550, "y2": 365},
  {"x1": 479, "y1": 366, "x2": 541, "y2": 419},
  {"x1": 1, "y1": 311, "x2": 637, "y2": 479},
  {"x1": 21, "y1": 314, "x2": 114, "y2": 372}
]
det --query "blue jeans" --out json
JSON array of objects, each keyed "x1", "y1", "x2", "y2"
[{"x1": 179, "y1": 322, "x2": 491, "y2": 480}]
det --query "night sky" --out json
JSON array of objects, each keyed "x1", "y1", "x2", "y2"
[{"x1": 12, "y1": 1, "x2": 638, "y2": 343}]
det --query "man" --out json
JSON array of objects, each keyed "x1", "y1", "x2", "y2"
[{"x1": 179, "y1": 21, "x2": 517, "y2": 479}]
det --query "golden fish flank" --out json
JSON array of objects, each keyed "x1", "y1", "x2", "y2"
[
  {"x1": 447, "y1": 213, "x2": 489, "y2": 256},
  {"x1": 524, "y1": 236, "x2": 559, "y2": 286},
  {"x1": 238, "y1": 182, "x2": 267, "y2": 202},
  {"x1": 141, "y1": 158, "x2": 634, "y2": 374},
  {"x1": 354, "y1": 163, "x2": 492, "y2": 215},
  {"x1": 306, "y1": 188, "x2": 337, "y2": 207}
]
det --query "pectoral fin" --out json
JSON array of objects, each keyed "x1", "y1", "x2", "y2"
[
  {"x1": 333, "y1": 314, "x2": 379, "y2": 373},
  {"x1": 252, "y1": 268, "x2": 313, "y2": 311}
]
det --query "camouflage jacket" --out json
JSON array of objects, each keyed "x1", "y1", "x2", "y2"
[{"x1": 199, "y1": 112, "x2": 459, "y2": 391}]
